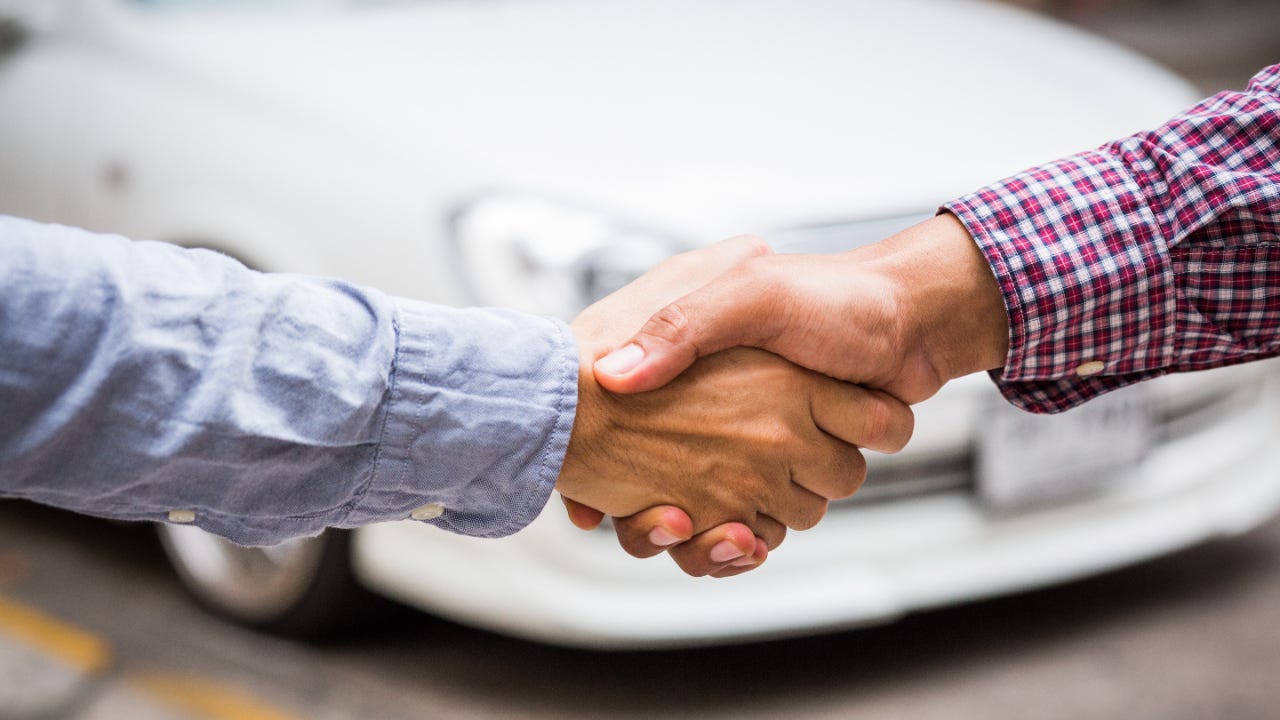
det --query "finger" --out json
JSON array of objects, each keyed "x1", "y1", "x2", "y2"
[
  {"x1": 668, "y1": 515, "x2": 786, "y2": 577},
  {"x1": 666, "y1": 523, "x2": 757, "y2": 577},
  {"x1": 809, "y1": 382, "x2": 915, "y2": 454},
  {"x1": 561, "y1": 496, "x2": 605, "y2": 531},
  {"x1": 789, "y1": 433, "x2": 869, "y2": 502},
  {"x1": 774, "y1": 487, "x2": 830, "y2": 532},
  {"x1": 593, "y1": 258, "x2": 782, "y2": 394},
  {"x1": 710, "y1": 538, "x2": 770, "y2": 578},
  {"x1": 611, "y1": 505, "x2": 695, "y2": 559}
]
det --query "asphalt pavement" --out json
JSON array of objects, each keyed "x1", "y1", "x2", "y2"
[{"x1": 4, "y1": 498, "x2": 1280, "y2": 720}]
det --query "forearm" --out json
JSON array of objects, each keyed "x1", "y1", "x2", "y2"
[{"x1": 0, "y1": 217, "x2": 576, "y2": 544}]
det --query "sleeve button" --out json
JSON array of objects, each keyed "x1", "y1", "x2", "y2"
[
  {"x1": 167, "y1": 509, "x2": 196, "y2": 523},
  {"x1": 410, "y1": 503, "x2": 445, "y2": 521},
  {"x1": 1075, "y1": 360, "x2": 1106, "y2": 377}
]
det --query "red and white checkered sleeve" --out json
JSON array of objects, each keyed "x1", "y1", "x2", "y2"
[{"x1": 944, "y1": 64, "x2": 1280, "y2": 414}]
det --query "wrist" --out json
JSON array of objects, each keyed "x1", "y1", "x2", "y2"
[
  {"x1": 860, "y1": 214, "x2": 1009, "y2": 392},
  {"x1": 556, "y1": 323, "x2": 602, "y2": 505}
]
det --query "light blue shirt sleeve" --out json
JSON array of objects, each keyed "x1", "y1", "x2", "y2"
[{"x1": 0, "y1": 216, "x2": 579, "y2": 545}]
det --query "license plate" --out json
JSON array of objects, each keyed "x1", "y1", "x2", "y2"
[{"x1": 976, "y1": 386, "x2": 1152, "y2": 511}]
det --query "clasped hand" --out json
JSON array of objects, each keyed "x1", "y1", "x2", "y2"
[{"x1": 554, "y1": 235, "x2": 916, "y2": 577}]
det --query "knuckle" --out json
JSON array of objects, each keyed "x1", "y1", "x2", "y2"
[
  {"x1": 744, "y1": 253, "x2": 783, "y2": 288},
  {"x1": 860, "y1": 398, "x2": 892, "y2": 449},
  {"x1": 792, "y1": 501, "x2": 827, "y2": 531},
  {"x1": 758, "y1": 420, "x2": 799, "y2": 453},
  {"x1": 642, "y1": 302, "x2": 694, "y2": 346},
  {"x1": 725, "y1": 234, "x2": 772, "y2": 259},
  {"x1": 814, "y1": 455, "x2": 863, "y2": 500},
  {"x1": 865, "y1": 391, "x2": 914, "y2": 453},
  {"x1": 813, "y1": 448, "x2": 866, "y2": 500}
]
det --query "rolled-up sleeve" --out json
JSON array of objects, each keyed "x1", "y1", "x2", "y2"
[
  {"x1": 945, "y1": 64, "x2": 1280, "y2": 413},
  {"x1": 0, "y1": 216, "x2": 578, "y2": 544}
]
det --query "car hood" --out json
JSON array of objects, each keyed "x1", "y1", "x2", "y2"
[{"x1": 108, "y1": 0, "x2": 1196, "y2": 236}]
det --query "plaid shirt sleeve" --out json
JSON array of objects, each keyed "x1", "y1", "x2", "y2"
[{"x1": 944, "y1": 64, "x2": 1280, "y2": 414}]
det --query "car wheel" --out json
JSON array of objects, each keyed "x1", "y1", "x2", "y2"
[{"x1": 156, "y1": 525, "x2": 364, "y2": 637}]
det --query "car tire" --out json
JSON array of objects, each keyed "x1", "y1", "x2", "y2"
[{"x1": 156, "y1": 525, "x2": 367, "y2": 638}]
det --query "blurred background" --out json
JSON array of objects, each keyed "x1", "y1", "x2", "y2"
[
  {"x1": 1011, "y1": 0, "x2": 1278, "y2": 91},
  {"x1": 1, "y1": 0, "x2": 1278, "y2": 718}
]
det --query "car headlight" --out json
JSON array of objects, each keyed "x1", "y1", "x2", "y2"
[{"x1": 450, "y1": 195, "x2": 686, "y2": 319}]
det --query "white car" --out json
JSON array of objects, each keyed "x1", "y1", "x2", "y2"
[{"x1": 2, "y1": 0, "x2": 1277, "y2": 648}]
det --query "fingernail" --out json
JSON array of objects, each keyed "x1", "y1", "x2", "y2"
[
  {"x1": 595, "y1": 344, "x2": 645, "y2": 376},
  {"x1": 648, "y1": 527, "x2": 681, "y2": 547},
  {"x1": 730, "y1": 556, "x2": 757, "y2": 567},
  {"x1": 710, "y1": 540, "x2": 746, "y2": 563}
]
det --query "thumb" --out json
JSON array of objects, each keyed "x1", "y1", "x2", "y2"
[{"x1": 594, "y1": 263, "x2": 776, "y2": 393}]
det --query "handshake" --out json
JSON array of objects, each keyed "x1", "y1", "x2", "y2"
[{"x1": 553, "y1": 214, "x2": 1010, "y2": 577}]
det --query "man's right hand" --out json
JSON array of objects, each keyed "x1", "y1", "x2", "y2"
[
  {"x1": 591, "y1": 214, "x2": 1011, "y2": 576},
  {"x1": 592, "y1": 213, "x2": 1010, "y2": 404}
]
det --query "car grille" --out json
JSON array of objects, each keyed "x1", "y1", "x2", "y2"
[
  {"x1": 842, "y1": 371, "x2": 1260, "y2": 507},
  {"x1": 850, "y1": 453, "x2": 973, "y2": 504}
]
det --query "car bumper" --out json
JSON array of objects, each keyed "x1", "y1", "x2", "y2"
[{"x1": 352, "y1": 371, "x2": 1280, "y2": 649}]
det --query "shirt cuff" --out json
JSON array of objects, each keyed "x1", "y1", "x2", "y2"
[
  {"x1": 345, "y1": 298, "x2": 579, "y2": 537},
  {"x1": 943, "y1": 149, "x2": 1178, "y2": 413}
]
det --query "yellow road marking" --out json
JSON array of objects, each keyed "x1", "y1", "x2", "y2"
[
  {"x1": 132, "y1": 673, "x2": 303, "y2": 720},
  {"x1": 0, "y1": 594, "x2": 112, "y2": 673}
]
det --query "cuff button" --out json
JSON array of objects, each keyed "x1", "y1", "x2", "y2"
[
  {"x1": 1075, "y1": 360, "x2": 1106, "y2": 377},
  {"x1": 410, "y1": 503, "x2": 445, "y2": 521}
]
